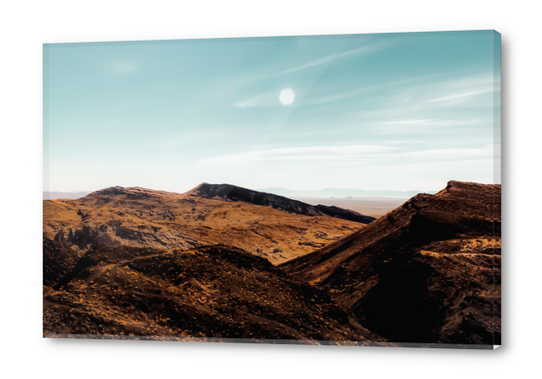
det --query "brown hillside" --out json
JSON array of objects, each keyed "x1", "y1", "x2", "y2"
[
  {"x1": 43, "y1": 244, "x2": 386, "y2": 344},
  {"x1": 44, "y1": 185, "x2": 369, "y2": 264},
  {"x1": 43, "y1": 237, "x2": 78, "y2": 287}
]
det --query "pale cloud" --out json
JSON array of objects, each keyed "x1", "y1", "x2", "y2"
[
  {"x1": 371, "y1": 119, "x2": 483, "y2": 128},
  {"x1": 235, "y1": 89, "x2": 295, "y2": 108},
  {"x1": 383, "y1": 158, "x2": 496, "y2": 175},
  {"x1": 307, "y1": 75, "x2": 438, "y2": 105},
  {"x1": 399, "y1": 147, "x2": 492, "y2": 159},
  {"x1": 330, "y1": 74, "x2": 497, "y2": 125},
  {"x1": 159, "y1": 139, "x2": 187, "y2": 147},
  {"x1": 154, "y1": 130, "x2": 235, "y2": 148},
  {"x1": 376, "y1": 119, "x2": 435, "y2": 126},
  {"x1": 417, "y1": 76, "x2": 495, "y2": 108},
  {"x1": 199, "y1": 144, "x2": 397, "y2": 165},
  {"x1": 235, "y1": 93, "x2": 273, "y2": 108},
  {"x1": 279, "y1": 41, "x2": 390, "y2": 76},
  {"x1": 199, "y1": 144, "x2": 493, "y2": 167},
  {"x1": 308, "y1": 87, "x2": 367, "y2": 105},
  {"x1": 429, "y1": 89, "x2": 493, "y2": 103},
  {"x1": 111, "y1": 60, "x2": 137, "y2": 74},
  {"x1": 234, "y1": 42, "x2": 392, "y2": 108}
]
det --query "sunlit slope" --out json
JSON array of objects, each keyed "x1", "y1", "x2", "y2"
[{"x1": 44, "y1": 185, "x2": 370, "y2": 264}]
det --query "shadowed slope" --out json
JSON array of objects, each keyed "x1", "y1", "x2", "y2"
[
  {"x1": 43, "y1": 245, "x2": 385, "y2": 344},
  {"x1": 281, "y1": 181, "x2": 501, "y2": 346},
  {"x1": 190, "y1": 183, "x2": 376, "y2": 224},
  {"x1": 43, "y1": 237, "x2": 78, "y2": 287}
]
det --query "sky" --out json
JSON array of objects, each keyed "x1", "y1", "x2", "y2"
[{"x1": 44, "y1": 30, "x2": 501, "y2": 194}]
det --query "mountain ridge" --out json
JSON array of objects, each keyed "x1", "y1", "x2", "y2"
[
  {"x1": 281, "y1": 180, "x2": 501, "y2": 345},
  {"x1": 43, "y1": 185, "x2": 431, "y2": 201},
  {"x1": 259, "y1": 187, "x2": 431, "y2": 198},
  {"x1": 43, "y1": 183, "x2": 371, "y2": 264},
  {"x1": 189, "y1": 183, "x2": 375, "y2": 224}
]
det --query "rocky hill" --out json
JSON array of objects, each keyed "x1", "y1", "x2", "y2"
[
  {"x1": 43, "y1": 243, "x2": 386, "y2": 344},
  {"x1": 281, "y1": 181, "x2": 501, "y2": 346},
  {"x1": 43, "y1": 185, "x2": 373, "y2": 264},
  {"x1": 43, "y1": 180, "x2": 500, "y2": 347}
]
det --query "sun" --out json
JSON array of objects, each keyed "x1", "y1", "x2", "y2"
[{"x1": 279, "y1": 88, "x2": 295, "y2": 106}]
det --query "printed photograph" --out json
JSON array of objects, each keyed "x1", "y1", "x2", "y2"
[{"x1": 43, "y1": 30, "x2": 501, "y2": 348}]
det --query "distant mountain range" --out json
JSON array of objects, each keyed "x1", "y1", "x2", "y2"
[
  {"x1": 259, "y1": 187, "x2": 432, "y2": 198},
  {"x1": 43, "y1": 191, "x2": 90, "y2": 200},
  {"x1": 43, "y1": 187, "x2": 432, "y2": 201}
]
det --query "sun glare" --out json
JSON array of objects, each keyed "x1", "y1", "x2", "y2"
[{"x1": 279, "y1": 88, "x2": 295, "y2": 105}]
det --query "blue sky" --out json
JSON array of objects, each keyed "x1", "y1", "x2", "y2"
[{"x1": 44, "y1": 30, "x2": 500, "y2": 194}]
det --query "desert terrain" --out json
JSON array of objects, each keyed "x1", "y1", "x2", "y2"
[
  {"x1": 44, "y1": 183, "x2": 373, "y2": 265},
  {"x1": 43, "y1": 244, "x2": 385, "y2": 344},
  {"x1": 292, "y1": 196, "x2": 409, "y2": 218},
  {"x1": 43, "y1": 180, "x2": 501, "y2": 347},
  {"x1": 282, "y1": 181, "x2": 501, "y2": 346}
]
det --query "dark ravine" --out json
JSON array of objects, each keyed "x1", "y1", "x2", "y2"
[
  {"x1": 281, "y1": 180, "x2": 501, "y2": 346},
  {"x1": 190, "y1": 183, "x2": 376, "y2": 224}
]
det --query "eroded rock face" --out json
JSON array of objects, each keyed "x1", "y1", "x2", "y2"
[
  {"x1": 281, "y1": 181, "x2": 501, "y2": 346},
  {"x1": 53, "y1": 225, "x2": 199, "y2": 253}
]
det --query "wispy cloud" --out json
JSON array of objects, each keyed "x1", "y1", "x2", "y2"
[
  {"x1": 371, "y1": 118, "x2": 483, "y2": 128},
  {"x1": 235, "y1": 92, "x2": 275, "y2": 108},
  {"x1": 419, "y1": 76, "x2": 495, "y2": 107},
  {"x1": 233, "y1": 42, "x2": 392, "y2": 108},
  {"x1": 429, "y1": 89, "x2": 493, "y2": 103},
  {"x1": 199, "y1": 144, "x2": 493, "y2": 167},
  {"x1": 305, "y1": 74, "x2": 440, "y2": 106},
  {"x1": 376, "y1": 119, "x2": 435, "y2": 125},
  {"x1": 235, "y1": 88, "x2": 297, "y2": 108},
  {"x1": 279, "y1": 42, "x2": 389, "y2": 76},
  {"x1": 152, "y1": 130, "x2": 232, "y2": 148},
  {"x1": 325, "y1": 74, "x2": 498, "y2": 130},
  {"x1": 199, "y1": 144, "x2": 397, "y2": 165},
  {"x1": 159, "y1": 139, "x2": 187, "y2": 147},
  {"x1": 398, "y1": 147, "x2": 492, "y2": 159},
  {"x1": 111, "y1": 60, "x2": 137, "y2": 74}
]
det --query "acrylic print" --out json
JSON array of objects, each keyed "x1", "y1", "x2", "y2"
[{"x1": 43, "y1": 30, "x2": 501, "y2": 349}]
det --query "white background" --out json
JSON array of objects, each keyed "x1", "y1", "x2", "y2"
[{"x1": 0, "y1": 1, "x2": 539, "y2": 378}]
